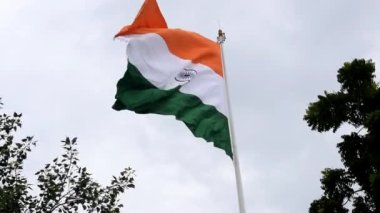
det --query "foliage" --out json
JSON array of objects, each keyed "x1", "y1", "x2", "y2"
[
  {"x1": 0, "y1": 100, "x2": 135, "y2": 212},
  {"x1": 304, "y1": 59, "x2": 380, "y2": 212}
]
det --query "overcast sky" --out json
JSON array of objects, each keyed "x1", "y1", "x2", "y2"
[{"x1": 1, "y1": 0, "x2": 380, "y2": 212}]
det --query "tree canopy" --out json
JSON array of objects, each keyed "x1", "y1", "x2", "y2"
[
  {"x1": 0, "y1": 99, "x2": 135, "y2": 212},
  {"x1": 304, "y1": 59, "x2": 380, "y2": 212}
]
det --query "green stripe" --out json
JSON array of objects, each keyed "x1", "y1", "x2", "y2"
[{"x1": 113, "y1": 62, "x2": 232, "y2": 158}]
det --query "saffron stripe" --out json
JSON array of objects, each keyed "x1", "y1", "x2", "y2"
[{"x1": 118, "y1": 28, "x2": 222, "y2": 76}]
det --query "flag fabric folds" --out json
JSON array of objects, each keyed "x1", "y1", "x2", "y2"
[{"x1": 113, "y1": 0, "x2": 232, "y2": 158}]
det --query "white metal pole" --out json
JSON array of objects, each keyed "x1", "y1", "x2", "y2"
[{"x1": 217, "y1": 29, "x2": 246, "y2": 213}]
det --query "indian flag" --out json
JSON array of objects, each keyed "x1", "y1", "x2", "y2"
[{"x1": 113, "y1": 0, "x2": 232, "y2": 158}]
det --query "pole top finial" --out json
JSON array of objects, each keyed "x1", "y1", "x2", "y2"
[{"x1": 217, "y1": 29, "x2": 226, "y2": 44}]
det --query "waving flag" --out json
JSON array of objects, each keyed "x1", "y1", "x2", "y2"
[{"x1": 113, "y1": 0, "x2": 232, "y2": 158}]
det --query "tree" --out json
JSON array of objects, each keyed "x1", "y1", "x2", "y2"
[
  {"x1": 0, "y1": 99, "x2": 135, "y2": 212},
  {"x1": 304, "y1": 59, "x2": 380, "y2": 212}
]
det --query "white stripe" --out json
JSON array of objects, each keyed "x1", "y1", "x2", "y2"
[{"x1": 121, "y1": 33, "x2": 228, "y2": 117}]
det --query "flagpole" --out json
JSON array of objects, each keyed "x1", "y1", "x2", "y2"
[{"x1": 217, "y1": 29, "x2": 246, "y2": 213}]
